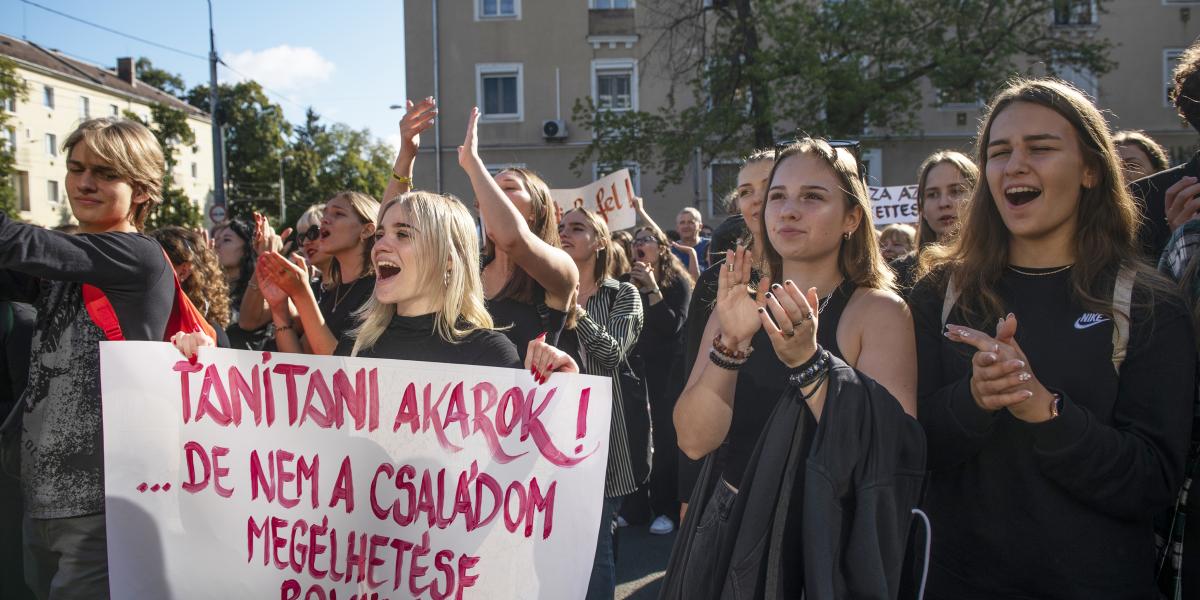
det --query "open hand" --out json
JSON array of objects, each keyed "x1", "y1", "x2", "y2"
[
  {"x1": 457, "y1": 107, "x2": 481, "y2": 169},
  {"x1": 715, "y1": 245, "x2": 761, "y2": 350},
  {"x1": 945, "y1": 314, "x2": 1054, "y2": 422},
  {"x1": 400, "y1": 97, "x2": 438, "y2": 153},
  {"x1": 757, "y1": 280, "x2": 819, "y2": 368},
  {"x1": 257, "y1": 251, "x2": 310, "y2": 298}
]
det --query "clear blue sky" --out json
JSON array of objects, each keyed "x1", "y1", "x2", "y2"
[{"x1": 0, "y1": 0, "x2": 407, "y2": 149}]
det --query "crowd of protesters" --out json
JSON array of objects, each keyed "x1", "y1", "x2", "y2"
[{"x1": 3, "y1": 39, "x2": 1200, "y2": 600}]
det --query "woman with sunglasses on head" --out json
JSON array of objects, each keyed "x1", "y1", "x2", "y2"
[
  {"x1": 890, "y1": 150, "x2": 978, "y2": 295},
  {"x1": 554, "y1": 207, "x2": 644, "y2": 600},
  {"x1": 257, "y1": 191, "x2": 379, "y2": 355},
  {"x1": 623, "y1": 225, "x2": 692, "y2": 534},
  {"x1": 911, "y1": 79, "x2": 1195, "y2": 599},
  {"x1": 662, "y1": 139, "x2": 920, "y2": 597},
  {"x1": 457, "y1": 108, "x2": 579, "y2": 360},
  {"x1": 150, "y1": 226, "x2": 231, "y2": 348}
]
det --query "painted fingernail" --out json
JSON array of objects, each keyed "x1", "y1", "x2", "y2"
[
  {"x1": 765, "y1": 292, "x2": 774, "y2": 300},
  {"x1": 757, "y1": 307, "x2": 766, "y2": 313},
  {"x1": 1019, "y1": 372, "x2": 1031, "y2": 382},
  {"x1": 1012, "y1": 360, "x2": 1025, "y2": 368},
  {"x1": 535, "y1": 331, "x2": 547, "y2": 342},
  {"x1": 991, "y1": 343, "x2": 999, "y2": 352},
  {"x1": 1006, "y1": 312, "x2": 1014, "y2": 320},
  {"x1": 771, "y1": 283, "x2": 782, "y2": 290},
  {"x1": 1023, "y1": 390, "x2": 1034, "y2": 399},
  {"x1": 784, "y1": 280, "x2": 795, "y2": 287}
]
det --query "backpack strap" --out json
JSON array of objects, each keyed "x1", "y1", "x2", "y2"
[
  {"x1": 82, "y1": 284, "x2": 125, "y2": 341},
  {"x1": 82, "y1": 249, "x2": 217, "y2": 343},
  {"x1": 940, "y1": 276, "x2": 961, "y2": 328},
  {"x1": 1110, "y1": 265, "x2": 1136, "y2": 374}
]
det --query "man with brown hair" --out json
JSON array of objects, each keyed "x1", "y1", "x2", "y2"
[
  {"x1": 0, "y1": 117, "x2": 175, "y2": 598},
  {"x1": 1132, "y1": 39, "x2": 1200, "y2": 259}
]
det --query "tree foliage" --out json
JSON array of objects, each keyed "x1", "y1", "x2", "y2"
[
  {"x1": 126, "y1": 103, "x2": 202, "y2": 229},
  {"x1": 573, "y1": 0, "x2": 1116, "y2": 191},
  {"x1": 0, "y1": 57, "x2": 28, "y2": 219},
  {"x1": 135, "y1": 57, "x2": 186, "y2": 98}
]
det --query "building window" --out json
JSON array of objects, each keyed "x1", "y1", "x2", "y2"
[
  {"x1": 476, "y1": 64, "x2": 523, "y2": 122},
  {"x1": 45, "y1": 133, "x2": 57, "y2": 157},
  {"x1": 477, "y1": 0, "x2": 519, "y2": 19},
  {"x1": 860, "y1": 148, "x2": 883, "y2": 187},
  {"x1": 594, "y1": 162, "x2": 640, "y2": 195},
  {"x1": 592, "y1": 0, "x2": 634, "y2": 8},
  {"x1": 1166, "y1": 49, "x2": 1185, "y2": 107},
  {"x1": 4, "y1": 127, "x2": 15, "y2": 153},
  {"x1": 42, "y1": 85, "x2": 54, "y2": 109},
  {"x1": 79, "y1": 96, "x2": 90, "y2": 119},
  {"x1": 1052, "y1": 0, "x2": 1096, "y2": 25},
  {"x1": 191, "y1": 162, "x2": 199, "y2": 178},
  {"x1": 110, "y1": 104, "x2": 119, "y2": 117},
  {"x1": 1056, "y1": 62, "x2": 1098, "y2": 100},
  {"x1": 708, "y1": 161, "x2": 740, "y2": 218},
  {"x1": 2, "y1": 96, "x2": 14, "y2": 112},
  {"x1": 46, "y1": 180, "x2": 59, "y2": 204},
  {"x1": 13, "y1": 172, "x2": 29, "y2": 211},
  {"x1": 593, "y1": 60, "x2": 637, "y2": 112}
]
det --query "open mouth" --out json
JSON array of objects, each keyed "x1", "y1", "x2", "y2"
[
  {"x1": 376, "y1": 260, "x2": 402, "y2": 280},
  {"x1": 636, "y1": 248, "x2": 646, "y2": 260},
  {"x1": 1005, "y1": 186, "x2": 1041, "y2": 206},
  {"x1": 319, "y1": 229, "x2": 331, "y2": 240}
]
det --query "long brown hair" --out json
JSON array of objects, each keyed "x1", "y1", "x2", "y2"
[
  {"x1": 483, "y1": 167, "x2": 561, "y2": 304},
  {"x1": 633, "y1": 226, "x2": 692, "y2": 291},
  {"x1": 323, "y1": 191, "x2": 379, "y2": 290},
  {"x1": 921, "y1": 78, "x2": 1174, "y2": 324},
  {"x1": 761, "y1": 139, "x2": 895, "y2": 292},
  {"x1": 563, "y1": 208, "x2": 614, "y2": 285},
  {"x1": 915, "y1": 150, "x2": 978, "y2": 249},
  {"x1": 150, "y1": 226, "x2": 231, "y2": 328}
]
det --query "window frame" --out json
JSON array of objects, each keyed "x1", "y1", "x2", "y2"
[
  {"x1": 13, "y1": 171, "x2": 29, "y2": 212},
  {"x1": 593, "y1": 161, "x2": 641, "y2": 197},
  {"x1": 1166, "y1": 48, "x2": 1185, "y2": 108},
  {"x1": 45, "y1": 133, "x2": 57, "y2": 157},
  {"x1": 1051, "y1": 0, "x2": 1098, "y2": 26},
  {"x1": 46, "y1": 179, "x2": 59, "y2": 204},
  {"x1": 475, "y1": 0, "x2": 520, "y2": 20},
  {"x1": 79, "y1": 96, "x2": 90, "y2": 119},
  {"x1": 591, "y1": 59, "x2": 638, "y2": 113},
  {"x1": 706, "y1": 159, "x2": 741, "y2": 219},
  {"x1": 590, "y1": 0, "x2": 635, "y2": 8},
  {"x1": 475, "y1": 63, "x2": 525, "y2": 123},
  {"x1": 42, "y1": 85, "x2": 54, "y2": 109}
]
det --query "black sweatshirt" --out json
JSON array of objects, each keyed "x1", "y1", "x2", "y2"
[
  {"x1": 334, "y1": 312, "x2": 521, "y2": 369},
  {"x1": 911, "y1": 266, "x2": 1196, "y2": 599},
  {"x1": 0, "y1": 213, "x2": 174, "y2": 518}
]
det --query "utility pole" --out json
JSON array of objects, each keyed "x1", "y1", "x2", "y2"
[{"x1": 208, "y1": 0, "x2": 226, "y2": 208}]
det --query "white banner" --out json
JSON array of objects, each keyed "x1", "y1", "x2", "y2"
[
  {"x1": 869, "y1": 185, "x2": 920, "y2": 225},
  {"x1": 101, "y1": 342, "x2": 611, "y2": 600},
  {"x1": 550, "y1": 169, "x2": 637, "y2": 231}
]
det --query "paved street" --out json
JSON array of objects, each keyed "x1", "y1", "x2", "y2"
[{"x1": 615, "y1": 525, "x2": 676, "y2": 599}]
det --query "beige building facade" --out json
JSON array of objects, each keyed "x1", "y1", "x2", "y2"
[
  {"x1": 1, "y1": 34, "x2": 214, "y2": 227},
  {"x1": 407, "y1": 1, "x2": 1198, "y2": 230}
]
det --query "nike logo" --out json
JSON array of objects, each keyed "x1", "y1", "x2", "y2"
[{"x1": 1074, "y1": 313, "x2": 1110, "y2": 330}]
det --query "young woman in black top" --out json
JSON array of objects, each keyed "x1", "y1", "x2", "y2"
[
  {"x1": 335, "y1": 191, "x2": 520, "y2": 368},
  {"x1": 458, "y1": 108, "x2": 578, "y2": 359},
  {"x1": 911, "y1": 78, "x2": 1196, "y2": 599},
  {"x1": 626, "y1": 225, "x2": 692, "y2": 534},
  {"x1": 259, "y1": 191, "x2": 378, "y2": 355},
  {"x1": 890, "y1": 150, "x2": 977, "y2": 294}
]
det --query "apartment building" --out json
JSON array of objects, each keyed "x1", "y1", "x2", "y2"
[
  {"x1": 407, "y1": 1, "x2": 1198, "y2": 228},
  {"x1": 0, "y1": 34, "x2": 214, "y2": 227}
]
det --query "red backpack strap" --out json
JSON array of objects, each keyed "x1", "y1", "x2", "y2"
[
  {"x1": 81, "y1": 284, "x2": 125, "y2": 341},
  {"x1": 161, "y1": 249, "x2": 217, "y2": 342}
]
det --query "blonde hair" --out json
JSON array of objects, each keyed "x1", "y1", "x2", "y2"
[
  {"x1": 296, "y1": 203, "x2": 324, "y2": 233},
  {"x1": 323, "y1": 192, "x2": 380, "y2": 290},
  {"x1": 880, "y1": 223, "x2": 916, "y2": 250},
  {"x1": 350, "y1": 191, "x2": 495, "y2": 356},
  {"x1": 64, "y1": 117, "x2": 164, "y2": 231},
  {"x1": 762, "y1": 139, "x2": 895, "y2": 292}
]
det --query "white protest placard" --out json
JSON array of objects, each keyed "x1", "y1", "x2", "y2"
[
  {"x1": 869, "y1": 185, "x2": 920, "y2": 226},
  {"x1": 550, "y1": 169, "x2": 637, "y2": 231},
  {"x1": 101, "y1": 342, "x2": 611, "y2": 600}
]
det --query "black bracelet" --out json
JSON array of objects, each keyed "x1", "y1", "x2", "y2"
[
  {"x1": 709, "y1": 348, "x2": 746, "y2": 371},
  {"x1": 788, "y1": 348, "x2": 831, "y2": 388}
]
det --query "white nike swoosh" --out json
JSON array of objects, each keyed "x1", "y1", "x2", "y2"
[{"x1": 1074, "y1": 316, "x2": 1110, "y2": 330}]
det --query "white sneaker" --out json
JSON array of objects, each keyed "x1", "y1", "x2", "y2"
[
  {"x1": 649, "y1": 515, "x2": 675, "y2": 535},
  {"x1": 616, "y1": 515, "x2": 630, "y2": 528}
]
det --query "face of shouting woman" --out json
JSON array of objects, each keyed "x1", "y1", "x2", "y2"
[
  {"x1": 631, "y1": 229, "x2": 663, "y2": 268},
  {"x1": 372, "y1": 203, "x2": 436, "y2": 316},
  {"x1": 764, "y1": 152, "x2": 860, "y2": 264},
  {"x1": 318, "y1": 196, "x2": 374, "y2": 258}
]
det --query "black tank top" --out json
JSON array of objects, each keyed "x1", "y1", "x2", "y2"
[{"x1": 721, "y1": 279, "x2": 857, "y2": 487}]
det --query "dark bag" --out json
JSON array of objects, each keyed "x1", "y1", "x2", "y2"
[{"x1": 619, "y1": 354, "x2": 652, "y2": 486}]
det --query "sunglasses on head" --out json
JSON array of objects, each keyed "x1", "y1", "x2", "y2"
[
  {"x1": 633, "y1": 236, "x2": 658, "y2": 245},
  {"x1": 301, "y1": 226, "x2": 321, "y2": 242},
  {"x1": 773, "y1": 137, "x2": 868, "y2": 186}
]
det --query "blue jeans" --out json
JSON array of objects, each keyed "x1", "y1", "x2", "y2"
[{"x1": 585, "y1": 495, "x2": 625, "y2": 600}]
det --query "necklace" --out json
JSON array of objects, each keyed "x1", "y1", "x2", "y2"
[
  {"x1": 816, "y1": 279, "x2": 844, "y2": 315},
  {"x1": 1007, "y1": 264, "x2": 1073, "y2": 276},
  {"x1": 332, "y1": 276, "x2": 365, "y2": 312}
]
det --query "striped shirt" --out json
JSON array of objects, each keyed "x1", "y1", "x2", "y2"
[{"x1": 565, "y1": 278, "x2": 644, "y2": 497}]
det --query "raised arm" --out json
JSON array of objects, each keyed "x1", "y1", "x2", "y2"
[
  {"x1": 258, "y1": 252, "x2": 338, "y2": 355},
  {"x1": 457, "y1": 108, "x2": 578, "y2": 306},
  {"x1": 382, "y1": 98, "x2": 437, "y2": 203},
  {"x1": 240, "y1": 213, "x2": 291, "y2": 331},
  {"x1": 0, "y1": 212, "x2": 163, "y2": 291}
]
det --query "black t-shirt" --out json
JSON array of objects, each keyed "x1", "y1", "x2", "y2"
[
  {"x1": 1131, "y1": 151, "x2": 1200, "y2": 261},
  {"x1": 334, "y1": 312, "x2": 520, "y2": 369},
  {"x1": 485, "y1": 295, "x2": 567, "y2": 362},
  {"x1": 911, "y1": 266, "x2": 1196, "y2": 599},
  {"x1": 318, "y1": 275, "x2": 376, "y2": 343}
]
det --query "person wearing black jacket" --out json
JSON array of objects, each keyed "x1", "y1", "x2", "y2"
[
  {"x1": 0, "y1": 117, "x2": 176, "y2": 599},
  {"x1": 1132, "y1": 40, "x2": 1200, "y2": 260},
  {"x1": 914, "y1": 78, "x2": 1196, "y2": 599}
]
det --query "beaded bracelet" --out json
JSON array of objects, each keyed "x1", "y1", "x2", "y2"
[
  {"x1": 788, "y1": 348, "x2": 831, "y2": 388},
  {"x1": 712, "y1": 333, "x2": 753, "y2": 360},
  {"x1": 708, "y1": 348, "x2": 747, "y2": 371}
]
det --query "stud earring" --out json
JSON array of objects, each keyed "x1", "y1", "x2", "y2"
[
  {"x1": 842, "y1": 231, "x2": 850, "y2": 240},
  {"x1": 444, "y1": 271, "x2": 450, "y2": 286}
]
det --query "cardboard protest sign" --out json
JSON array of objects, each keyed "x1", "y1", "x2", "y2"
[
  {"x1": 550, "y1": 169, "x2": 637, "y2": 231},
  {"x1": 869, "y1": 185, "x2": 920, "y2": 225},
  {"x1": 101, "y1": 342, "x2": 611, "y2": 600}
]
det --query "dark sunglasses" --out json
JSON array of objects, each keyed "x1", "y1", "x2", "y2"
[
  {"x1": 773, "y1": 137, "x2": 867, "y2": 186},
  {"x1": 301, "y1": 226, "x2": 321, "y2": 242},
  {"x1": 633, "y1": 236, "x2": 659, "y2": 245}
]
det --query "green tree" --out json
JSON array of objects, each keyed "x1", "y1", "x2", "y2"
[
  {"x1": 126, "y1": 103, "x2": 202, "y2": 229},
  {"x1": 574, "y1": 0, "x2": 1116, "y2": 191},
  {"x1": 187, "y1": 81, "x2": 290, "y2": 221},
  {"x1": 0, "y1": 57, "x2": 28, "y2": 219},
  {"x1": 135, "y1": 57, "x2": 187, "y2": 98}
]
